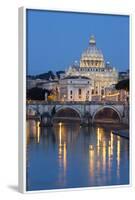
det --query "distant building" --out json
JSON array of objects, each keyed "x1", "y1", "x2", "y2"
[
  {"x1": 119, "y1": 70, "x2": 129, "y2": 81},
  {"x1": 59, "y1": 76, "x2": 93, "y2": 101},
  {"x1": 36, "y1": 80, "x2": 59, "y2": 90},
  {"x1": 66, "y1": 35, "x2": 118, "y2": 101}
]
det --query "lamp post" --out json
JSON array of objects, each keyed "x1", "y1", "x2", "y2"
[
  {"x1": 63, "y1": 94, "x2": 66, "y2": 103},
  {"x1": 102, "y1": 95, "x2": 105, "y2": 102}
]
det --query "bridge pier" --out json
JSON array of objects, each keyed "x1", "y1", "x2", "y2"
[
  {"x1": 80, "y1": 121, "x2": 90, "y2": 127},
  {"x1": 80, "y1": 118, "x2": 92, "y2": 126},
  {"x1": 121, "y1": 105, "x2": 129, "y2": 125},
  {"x1": 40, "y1": 112, "x2": 53, "y2": 127},
  {"x1": 80, "y1": 112, "x2": 92, "y2": 126}
]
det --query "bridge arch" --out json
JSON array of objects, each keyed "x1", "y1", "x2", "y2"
[
  {"x1": 92, "y1": 105, "x2": 122, "y2": 124},
  {"x1": 53, "y1": 105, "x2": 82, "y2": 122}
]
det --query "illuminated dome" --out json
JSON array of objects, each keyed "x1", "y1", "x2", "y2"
[{"x1": 80, "y1": 35, "x2": 105, "y2": 68}]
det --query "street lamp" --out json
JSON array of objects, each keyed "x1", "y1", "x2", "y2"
[
  {"x1": 102, "y1": 95, "x2": 105, "y2": 102},
  {"x1": 63, "y1": 94, "x2": 66, "y2": 102}
]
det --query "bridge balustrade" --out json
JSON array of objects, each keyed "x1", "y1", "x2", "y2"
[{"x1": 27, "y1": 100, "x2": 125, "y2": 105}]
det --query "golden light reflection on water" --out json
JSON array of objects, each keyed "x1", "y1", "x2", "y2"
[
  {"x1": 63, "y1": 143, "x2": 67, "y2": 173},
  {"x1": 97, "y1": 128, "x2": 100, "y2": 156},
  {"x1": 89, "y1": 145, "x2": 94, "y2": 179},
  {"x1": 59, "y1": 123, "x2": 62, "y2": 145},
  {"x1": 26, "y1": 120, "x2": 41, "y2": 144},
  {"x1": 102, "y1": 140, "x2": 106, "y2": 172},
  {"x1": 108, "y1": 141, "x2": 111, "y2": 170},
  {"x1": 88, "y1": 127, "x2": 122, "y2": 183},
  {"x1": 27, "y1": 120, "x2": 127, "y2": 188},
  {"x1": 110, "y1": 132, "x2": 114, "y2": 156},
  {"x1": 107, "y1": 132, "x2": 114, "y2": 175},
  {"x1": 36, "y1": 121, "x2": 40, "y2": 143},
  {"x1": 96, "y1": 128, "x2": 104, "y2": 155},
  {"x1": 57, "y1": 123, "x2": 67, "y2": 184},
  {"x1": 117, "y1": 136, "x2": 121, "y2": 178},
  {"x1": 58, "y1": 143, "x2": 67, "y2": 176}
]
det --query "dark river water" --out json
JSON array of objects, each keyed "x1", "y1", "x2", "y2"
[{"x1": 26, "y1": 120, "x2": 129, "y2": 191}]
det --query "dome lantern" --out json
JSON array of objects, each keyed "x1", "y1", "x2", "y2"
[
  {"x1": 89, "y1": 35, "x2": 96, "y2": 46},
  {"x1": 80, "y1": 35, "x2": 105, "y2": 68}
]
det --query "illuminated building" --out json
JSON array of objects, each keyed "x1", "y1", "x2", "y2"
[
  {"x1": 27, "y1": 35, "x2": 128, "y2": 102},
  {"x1": 59, "y1": 76, "x2": 93, "y2": 101},
  {"x1": 65, "y1": 35, "x2": 118, "y2": 101}
]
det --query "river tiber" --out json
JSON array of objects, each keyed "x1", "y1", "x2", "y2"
[{"x1": 26, "y1": 35, "x2": 129, "y2": 191}]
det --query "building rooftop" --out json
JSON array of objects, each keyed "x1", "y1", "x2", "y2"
[{"x1": 63, "y1": 75, "x2": 91, "y2": 80}]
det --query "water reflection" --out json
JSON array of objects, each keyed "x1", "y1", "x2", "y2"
[
  {"x1": 26, "y1": 120, "x2": 129, "y2": 191},
  {"x1": 57, "y1": 123, "x2": 67, "y2": 182}
]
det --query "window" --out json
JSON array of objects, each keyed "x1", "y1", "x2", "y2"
[
  {"x1": 101, "y1": 89, "x2": 104, "y2": 95},
  {"x1": 78, "y1": 88, "x2": 81, "y2": 95},
  {"x1": 92, "y1": 89, "x2": 94, "y2": 95},
  {"x1": 70, "y1": 90, "x2": 72, "y2": 95},
  {"x1": 78, "y1": 88, "x2": 81, "y2": 99}
]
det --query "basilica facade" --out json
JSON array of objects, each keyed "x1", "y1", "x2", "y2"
[{"x1": 59, "y1": 35, "x2": 118, "y2": 101}]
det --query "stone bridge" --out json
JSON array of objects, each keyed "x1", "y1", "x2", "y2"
[{"x1": 27, "y1": 101, "x2": 129, "y2": 126}]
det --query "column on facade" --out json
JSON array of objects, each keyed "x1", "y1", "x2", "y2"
[{"x1": 99, "y1": 82, "x2": 101, "y2": 95}]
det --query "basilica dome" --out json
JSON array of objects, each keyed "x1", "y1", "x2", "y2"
[{"x1": 80, "y1": 35, "x2": 105, "y2": 68}]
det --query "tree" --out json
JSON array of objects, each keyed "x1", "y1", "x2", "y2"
[
  {"x1": 115, "y1": 79, "x2": 129, "y2": 91},
  {"x1": 51, "y1": 106, "x2": 56, "y2": 116},
  {"x1": 27, "y1": 87, "x2": 50, "y2": 100}
]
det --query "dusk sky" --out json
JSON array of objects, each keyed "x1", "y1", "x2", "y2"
[{"x1": 27, "y1": 9, "x2": 129, "y2": 75}]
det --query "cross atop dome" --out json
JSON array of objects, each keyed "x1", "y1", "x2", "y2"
[{"x1": 89, "y1": 35, "x2": 96, "y2": 46}]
